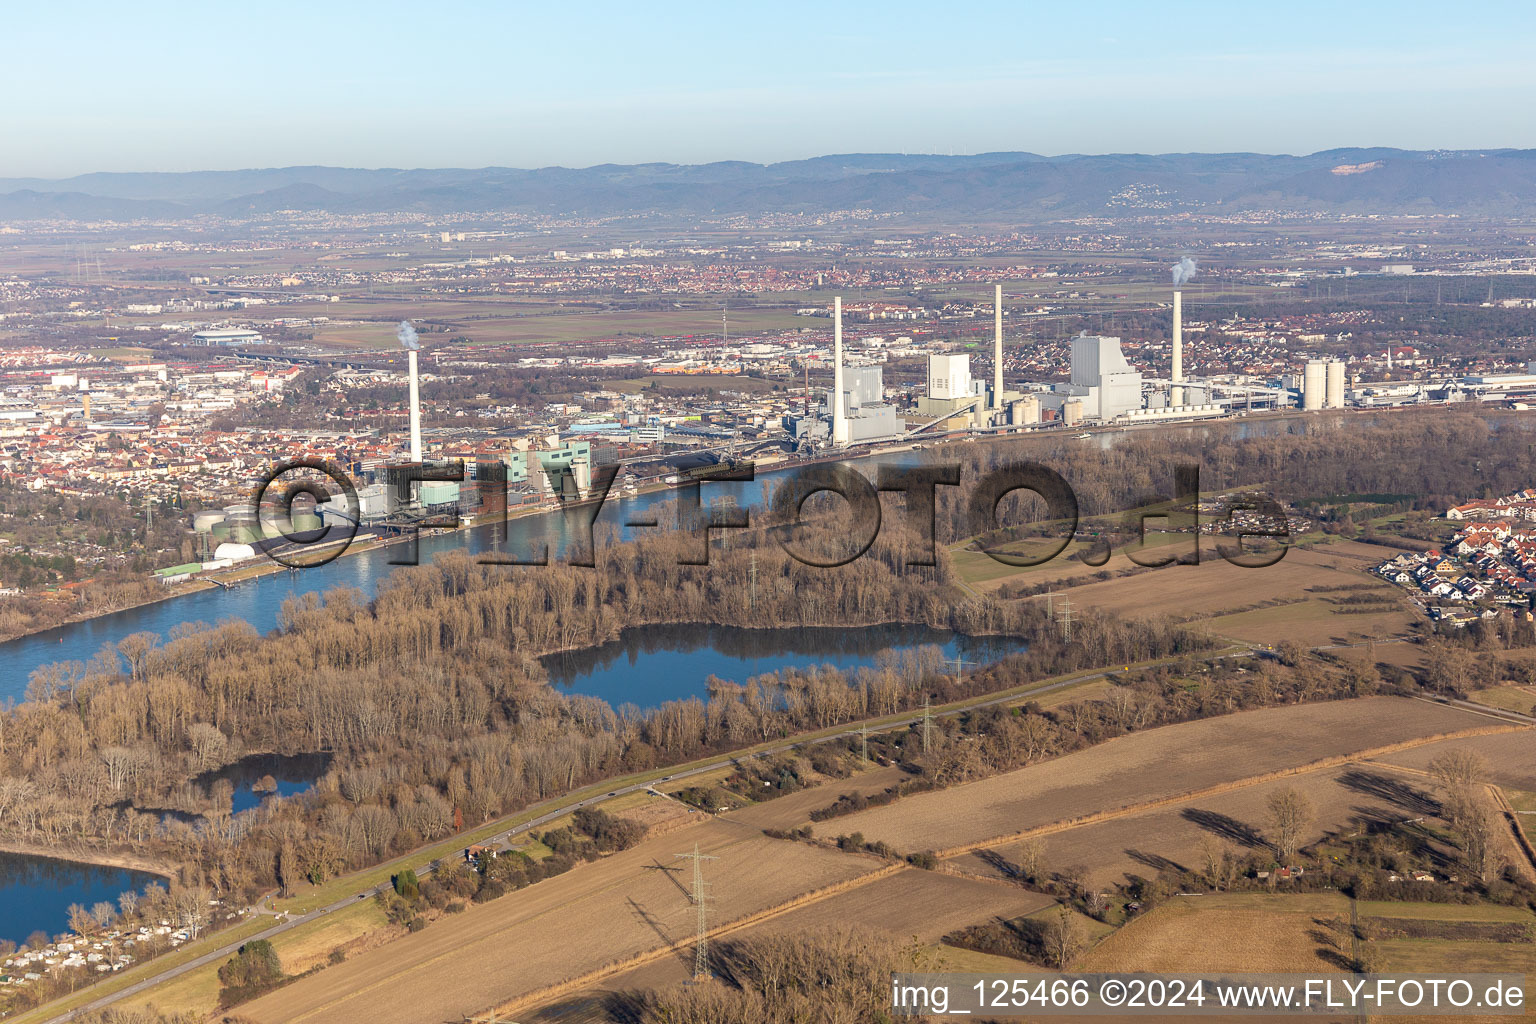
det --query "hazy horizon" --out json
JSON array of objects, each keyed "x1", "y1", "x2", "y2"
[{"x1": 5, "y1": 0, "x2": 1533, "y2": 178}]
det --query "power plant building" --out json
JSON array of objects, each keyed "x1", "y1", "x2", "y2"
[
  {"x1": 1042, "y1": 334, "x2": 1143, "y2": 421},
  {"x1": 926, "y1": 354, "x2": 972, "y2": 400}
]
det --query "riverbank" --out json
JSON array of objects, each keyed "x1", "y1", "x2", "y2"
[{"x1": 0, "y1": 840, "x2": 176, "y2": 881}]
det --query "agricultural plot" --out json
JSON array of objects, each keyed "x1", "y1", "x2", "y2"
[
  {"x1": 523, "y1": 869, "x2": 1057, "y2": 1023},
  {"x1": 1078, "y1": 892, "x2": 1352, "y2": 974},
  {"x1": 239, "y1": 819, "x2": 880, "y2": 1024},
  {"x1": 829, "y1": 698, "x2": 1500, "y2": 856},
  {"x1": 945, "y1": 764, "x2": 1455, "y2": 890},
  {"x1": 1373, "y1": 731, "x2": 1536, "y2": 792}
]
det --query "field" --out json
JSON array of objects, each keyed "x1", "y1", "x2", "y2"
[
  {"x1": 308, "y1": 307, "x2": 807, "y2": 349},
  {"x1": 1372, "y1": 731, "x2": 1536, "y2": 792},
  {"x1": 958, "y1": 534, "x2": 1417, "y2": 649},
  {"x1": 1079, "y1": 892, "x2": 1352, "y2": 973},
  {"x1": 522, "y1": 869, "x2": 1059, "y2": 1022},
  {"x1": 829, "y1": 698, "x2": 1503, "y2": 855},
  {"x1": 945, "y1": 763, "x2": 1455, "y2": 889},
  {"x1": 1471, "y1": 685, "x2": 1536, "y2": 715},
  {"x1": 239, "y1": 819, "x2": 882, "y2": 1024}
]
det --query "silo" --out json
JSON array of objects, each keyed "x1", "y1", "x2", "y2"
[
  {"x1": 1325, "y1": 360, "x2": 1346, "y2": 409},
  {"x1": 1011, "y1": 395, "x2": 1040, "y2": 425},
  {"x1": 192, "y1": 510, "x2": 225, "y2": 533},
  {"x1": 1061, "y1": 399, "x2": 1084, "y2": 426},
  {"x1": 222, "y1": 510, "x2": 260, "y2": 545},
  {"x1": 1302, "y1": 360, "x2": 1326, "y2": 411}
]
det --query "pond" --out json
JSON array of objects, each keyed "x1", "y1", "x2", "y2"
[
  {"x1": 195, "y1": 752, "x2": 333, "y2": 814},
  {"x1": 0, "y1": 851, "x2": 162, "y2": 947},
  {"x1": 541, "y1": 623, "x2": 1028, "y2": 709}
]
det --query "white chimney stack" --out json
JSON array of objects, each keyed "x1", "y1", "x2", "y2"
[
  {"x1": 832, "y1": 296, "x2": 848, "y2": 445},
  {"x1": 993, "y1": 284, "x2": 1004, "y2": 413},
  {"x1": 408, "y1": 349, "x2": 422, "y2": 461},
  {"x1": 1171, "y1": 289, "x2": 1184, "y2": 407}
]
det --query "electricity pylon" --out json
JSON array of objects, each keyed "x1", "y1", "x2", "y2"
[{"x1": 675, "y1": 843, "x2": 717, "y2": 981}]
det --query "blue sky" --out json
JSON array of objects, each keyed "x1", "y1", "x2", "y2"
[{"x1": 4, "y1": 0, "x2": 1533, "y2": 177}]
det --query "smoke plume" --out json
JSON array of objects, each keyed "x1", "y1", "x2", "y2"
[
  {"x1": 397, "y1": 320, "x2": 419, "y2": 351},
  {"x1": 1170, "y1": 257, "x2": 1198, "y2": 288}
]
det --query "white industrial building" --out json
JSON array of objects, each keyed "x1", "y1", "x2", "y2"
[
  {"x1": 192, "y1": 328, "x2": 265, "y2": 347},
  {"x1": 926, "y1": 354, "x2": 972, "y2": 400},
  {"x1": 1040, "y1": 333, "x2": 1144, "y2": 421}
]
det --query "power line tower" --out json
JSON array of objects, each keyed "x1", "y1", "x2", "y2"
[
  {"x1": 859, "y1": 722, "x2": 869, "y2": 764},
  {"x1": 920, "y1": 695, "x2": 935, "y2": 754},
  {"x1": 950, "y1": 654, "x2": 976, "y2": 681},
  {"x1": 1058, "y1": 598, "x2": 1074, "y2": 644},
  {"x1": 748, "y1": 552, "x2": 757, "y2": 610},
  {"x1": 675, "y1": 843, "x2": 717, "y2": 981}
]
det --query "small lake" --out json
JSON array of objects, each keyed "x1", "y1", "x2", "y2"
[
  {"x1": 196, "y1": 752, "x2": 332, "y2": 814},
  {"x1": 541, "y1": 624, "x2": 1027, "y2": 709},
  {"x1": 0, "y1": 852, "x2": 161, "y2": 947}
]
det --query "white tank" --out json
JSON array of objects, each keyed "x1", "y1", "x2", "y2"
[
  {"x1": 1325, "y1": 360, "x2": 1346, "y2": 409},
  {"x1": 192, "y1": 510, "x2": 225, "y2": 533},
  {"x1": 213, "y1": 542, "x2": 256, "y2": 562},
  {"x1": 1302, "y1": 360, "x2": 1326, "y2": 411},
  {"x1": 1011, "y1": 395, "x2": 1040, "y2": 425}
]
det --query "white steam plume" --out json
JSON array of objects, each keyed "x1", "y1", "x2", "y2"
[
  {"x1": 1170, "y1": 257, "x2": 1198, "y2": 288},
  {"x1": 397, "y1": 320, "x2": 419, "y2": 350}
]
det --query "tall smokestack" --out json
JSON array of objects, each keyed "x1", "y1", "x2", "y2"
[
  {"x1": 399, "y1": 321, "x2": 422, "y2": 461},
  {"x1": 993, "y1": 284, "x2": 1004, "y2": 414},
  {"x1": 1171, "y1": 289, "x2": 1184, "y2": 407},
  {"x1": 1168, "y1": 259, "x2": 1195, "y2": 408},
  {"x1": 832, "y1": 296, "x2": 848, "y2": 445},
  {"x1": 408, "y1": 350, "x2": 422, "y2": 460}
]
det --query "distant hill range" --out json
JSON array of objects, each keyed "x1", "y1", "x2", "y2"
[{"x1": 4, "y1": 149, "x2": 1536, "y2": 221}]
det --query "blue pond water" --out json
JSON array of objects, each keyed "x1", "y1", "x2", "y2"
[
  {"x1": 0, "y1": 852, "x2": 161, "y2": 947},
  {"x1": 543, "y1": 624, "x2": 1027, "y2": 709}
]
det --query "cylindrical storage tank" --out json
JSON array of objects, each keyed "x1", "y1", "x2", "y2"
[
  {"x1": 192, "y1": 510, "x2": 225, "y2": 533},
  {"x1": 1061, "y1": 399, "x2": 1084, "y2": 426},
  {"x1": 1303, "y1": 359, "x2": 1326, "y2": 411},
  {"x1": 1326, "y1": 360, "x2": 1345, "y2": 409},
  {"x1": 1011, "y1": 395, "x2": 1040, "y2": 425},
  {"x1": 223, "y1": 511, "x2": 260, "y2": 545},
  {"x1": 213, "y1": 542, "x2": 257, "y2": 562}
]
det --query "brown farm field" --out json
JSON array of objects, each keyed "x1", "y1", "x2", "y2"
[
  {"x1": 521, "y1": 869, "x2": 1058, "y2": 1023},
  {"x1": 239, "y1": 819, "x2": 881, "y2": 1024},
  {"x1": 829, "y1": 698, "x2": 1505, "y2": 856},
  {"x1": 1371, "y1": 730, "x2": 1536, "y2": 792},
  {"x1": 945, "y1": 763, "x2": 1456, "y2": 890},
  {"x1": 962, "y1": 535, "x2": 1415, "y2": 648},
  {"x1": 1078, "y1": 892, "x2": 1352, "y2": 973}
]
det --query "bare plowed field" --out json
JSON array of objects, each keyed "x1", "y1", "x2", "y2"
[
  {"x1": 1371, "y1": 729, "x2": 1536, "y2": 791},
  {"x1": 1079, "y1": 892, "x2": 1352, "y2": 973},
  {"x1": 240, "y1": 819, "x2": 880, "y2": 1024},
  {"x1": 947, "y1": 764, "x2": 1452, "y2": 889},
  {"x1": 831, "y1": 698, "x2": 1498, "y2": 855},
  {"x1": 522, "y1": 868, "x2": 1057, "y2": 1023}
]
